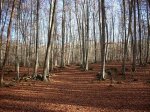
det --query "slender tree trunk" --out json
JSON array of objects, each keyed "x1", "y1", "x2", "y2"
[
  {"x1": 98, "y1": 0, "x2": 102, "y2": 66},
  {"x1": 50, "y1": 41, "x2": 54, "y2": 71},
  {"x1": 75, "y1": 1, "x2": 82, "y2": 64},
  {"x1": 100, "y1": 0, "x2": 106, "y2": 80},
  {"x1": 61, "y1": 0, "x2": 65, "y2": 68},
  {"x1": 43, "y1": 0, "x2": 56, "y2": 81},
  {"x1": 127, "y1": 0, "x2": 133, "y2": 62},
  {"x1": 122, "y1": 0, "x2": 127, "y2": 80},
  {"x1": 132, "y1": 0, "x2": 137, "y2": 73},
  {"x1": 28, "y1": 0, "x2": 33, "y2": 75},
  {"x1": 16, "y1": 23, "x2": 20, "y2": 80},
  {"x1": 66, "y1": 9, "x2": 72, "y2": 65},
  {"x1": 137, "y1": 0, "x2": 142, "y2": 65},
  {"x1": 105, "y1": 23, "x2": 109, "y2": 62},
  {"x1": 93, "y1": 12, "x2": 97, "y2": 63},
  {"x1": 81, "y1": 12, "x2": 85, "y2": 69},
  {"x1": 112, "y1": 14, "x2": 115, "y2": 61},
  {"x1": 33, "y1": 0, "x2": 40, "y2": 77},
  {"x1": 145, "y1": 1, "x2": 149, "y2": 63},
  {"x1": 85, "y1": 0, "x2": 89, "y2": 70},
  {"x1": 0, "y1": 1, "x2": 9, "y2": 68},
  {"x1": 15, "y1": 0, "x2": 21, "y2": 80},
  {"x1": 1, "y1": 0, "x2": 16, "y2": 86}
]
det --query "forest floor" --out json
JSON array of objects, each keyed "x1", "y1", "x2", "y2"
[{"x1": 0, "y1": 63, "x2": 150, "y2": 112}]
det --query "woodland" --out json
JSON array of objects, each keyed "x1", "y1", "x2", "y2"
[{"x1": 0, "y1": 0, "x2": 150, "y2": 112}]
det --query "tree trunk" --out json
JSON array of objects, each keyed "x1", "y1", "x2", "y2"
[
  {"x1": 145, "y1": 1, "x2": 149, "y2": 63},
  {"x1": 93, "y1": 12, "x2": 97, "y2": 63},
  {"x1": 15, "y1": 0, "x2": 21, "y2": 80},
  {"x1": 137, "y1": 0, "x2": 142, "y2": 65},
  {"x1": 0, "y1": 1, "x2": 9, "y2": 68},
  {"x1": 100, "y1": 0, "x2": 106, "y2": 80},
  {"x1": 33, "y1": 0, "x2": 40, "y2": 77},
  {"x1": 1, "y1": 0, "x2": 16, "y2": 86},
  {"x1": 122, "y1": 0, "x2": 127, "y2": 80},
  {"x1": 81, "y1": 11, "x2": 85, "y2": 69},
  {"x1": 61, "y1": 0, "x2": 65, "y2": 68},
  {"x1": 75, "y1": 1, "x2": 82, "y2": 65},
  {"x1": 43, "y1": 0, "x2": 56, "y2": 81},
  {"x1": 85, "y1": 0, "x2": 89, "y2": 71},
  {"x1": 132, "y1": 0, "x2": 137, "y2": 73}
]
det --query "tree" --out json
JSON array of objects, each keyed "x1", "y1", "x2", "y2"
[
  {"x1": 100, "y1": 0, "x2": 106, "y2": 80},
  {"x1": 43, "y1": 0, "x2": 57, "y2": 81},
  {"x1": 0, "y1": 1, "x2": 9, "y2": 68},
  {"x1": 93, "y1": 9, "x2": 97, "y2": 63},
  {"x1": 1, "y1": 0, "x2": 16, "y2": 86},
  {"x1": 132, "y1": 0, "x2": 137, "y2": 73},
  {"x1": 121, "y1": 0, "x2": 127, "y2": 80},
  {"x1": 137, "y1": 0, "x2": 142, "y2": 65},
  {"x1": 15, "y1": 0, "x2": 21, "y2": 80},
  {"x1": 145, "y1": 0, "x2": 150, "y2": 63},
  {"x1": 85, "y1": 0, "x2": 89, "y2": 70},
  {"x1": 74, "y1": 0, "x2": 82, "y2": 64},
  {"x1": 33, "y1": 0, "x2": 40, "y2": 77},
  {"x1": 60, "y1": 0, "x2": 66, "y2": 68}
]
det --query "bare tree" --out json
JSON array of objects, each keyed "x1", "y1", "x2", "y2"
[
  {"x1": 132, "y1": 0, "x2": 137, "y2": 73},
  {"x1": 0, "y1": 1, "x2": 9, "y2": 68},
  {"x1": 145, "y1": 0, "x2": 150, "y2": 63},
  {"x1": 61, "y1": 0, "x2": 66, "y2": 68},
  {"x1": 85, "y1": 0, "x2": 89, "y2": 70},
  {"x1": 75, "y1": 0, "x2": 82, "y2": 64},
  {"x1": 15, "y1": 0, "x2": 21, "y2": 80},
  {"x1": 121, "y1": 0, "x2": 127, "y2": 80},
  {"x1": 1, "y1": 0, "x2": 16, "y2": 86},
  {"x1": 43, "y1": 0, "x2": 57, "y2": 81},
  {"x1": 93, "y1": 11, "x2": 97, "y2": 63},
  {"x1": 100, "y1": 0, "x2": 106, "y2": 80},
  {"x1": 137, "y1": 0, "x2": 142, "y2": 65},
  {"x1": 33, "y1": 0, "x2": 40, "y2": 77}
]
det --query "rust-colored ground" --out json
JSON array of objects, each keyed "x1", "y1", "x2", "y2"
[{"x1": 0, "y1": 63, "x2": 150, "y2": 112}]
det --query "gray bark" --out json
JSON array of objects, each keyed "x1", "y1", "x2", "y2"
[
  {"x1": 33, "y1": 0, "x2": 40, "y2": 77},
  {"x1": 43, "y1": 0, "x2": 57, "y2": 81}
]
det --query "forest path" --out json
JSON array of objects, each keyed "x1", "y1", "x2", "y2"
[{"x1": 0, "y1": 64, "x2": 150, "y2": 112}]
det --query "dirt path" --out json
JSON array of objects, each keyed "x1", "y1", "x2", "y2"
[{"x1": 0, "y1": 64, "x2": 150, "y2": 112}]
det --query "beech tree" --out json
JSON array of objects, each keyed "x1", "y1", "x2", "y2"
[
  {"x1": 60, "y1": 0, "x2": 65, "y2": 68},
  {"x1": 121, "y1": 0, "x2": 127, "y2": 80},
  {"x1": 145, "y1": 0, "x2": 150, "y2": 63},
  {"x1": 33, "y1": 0, "x2": 40, "y2": 77},
  {"x1": 15, "y1": 0, "x2": 21, "y2": 80},
  {"x1": 132, "y1": 0, "x2": 137, "y2": 73},
  {"x1": 1, "y1": 0, "x2": 16, "y2": 86},
  {"x1": 100, "y1": 0, "x2": 106, "y2": 80},
  {"x1": 43, "y1": 0, "x2": 57, "y2": 81}
]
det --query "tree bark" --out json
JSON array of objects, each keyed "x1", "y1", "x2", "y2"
[
  {"x1": 122, "y1": 0, "x2": 127, "y2": 80},
  {"x1": 15, "y1": 0, "x2": 21, "y2": 80},
  {"x1": 93, "y1": 12, "x2": 97, "y2": 63},
  {"x1": 145, "y1": 1, "x2": 149, "y2": 63},
  {"x1": 100, "y1": 0, "x2": 106, "y2": 80},
  {"x1": 43, "y1": 0, "x2": 57, "y2": 81},
  {"x1": 61, "y1": 0, "x2": 65, "y2": 68},
  {"x1": 1, "y1": 0, "x2": 16, "y2": 86},
  {"x1": 132, "y1": 0, "x2": 137, "y2": 73},
  {"x1": 0, "y1": 1, "x2": 9, "y2": 68},
  {"x1": 33, "y1": 0, "x2": 40, "y2": 77},
  {"x1": 85, "y1": 0, "x2": 89, "y2": 70},
  {"x1": 137, "y1": 0, "x2": 142, "y2": 65}
]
